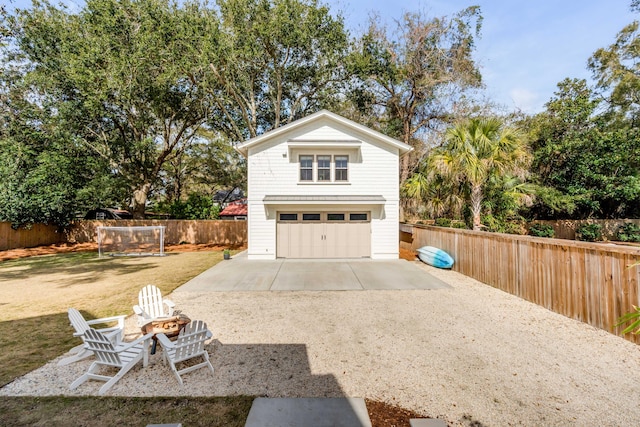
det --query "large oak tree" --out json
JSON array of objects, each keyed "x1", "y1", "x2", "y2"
[{"x1": 348, "y1": 7, "x2": 484, "y2": 184}]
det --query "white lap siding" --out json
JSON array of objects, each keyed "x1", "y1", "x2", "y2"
[{"x1": 245, "y1": 118, "x2": 402, "y2": 260}]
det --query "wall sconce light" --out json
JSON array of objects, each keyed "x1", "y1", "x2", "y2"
[{"x1": 282, "y1": 153, "x2": 287, "y2": 158}]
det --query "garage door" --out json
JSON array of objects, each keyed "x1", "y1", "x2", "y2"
[{"x1": 276, "y1": 212, "x2": 371, "y2": 258}]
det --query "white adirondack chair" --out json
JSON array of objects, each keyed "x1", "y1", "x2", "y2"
[
  {"x1": 133, "y1": 284, "x2": 176, "y2": 326},
  {"x1": 58, "y1": 308, "x2": 126, "y2": 366},
  {"x1": 70, "y1": 328, "x2": 153, "y2": 395},
  {"x1": 156, "y1": 320, "x2": 214, "y2": 385}
]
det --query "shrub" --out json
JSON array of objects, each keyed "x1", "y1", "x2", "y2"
[
  {"x1": 434, "y1": 218, "x2": 452, "y2": 227},
  {"x1": 576, "y1": 223, "x2": 603, "y2": 241},
  {"x1": 452, "y1": 221, "x2": 467, "y2": 229},
  {"x1": 482, "y1": 214, "x2": 526, "y2": 234},
  {"x1": 503, "y1": 221, "x2": 526, "y2": 235},
  {"x1": 616, "y1": 223, "x2": 640, "y2": 242},
  {"x1": 529, "y1": 223, "x2": 555, "y2": 238}
]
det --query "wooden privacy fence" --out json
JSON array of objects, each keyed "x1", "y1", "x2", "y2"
[
  {"x1": 0, "y1": 222, "x2": 65, "y2": 251},
  {"x1": 68, "y1": 220, "x2": 247, "y2": 246},
  {"x1": 0, "y1": 220, "x2": 246, "y2": 251},
  {"x1": 402, "y1": 224, "x2": 640, "y2": 344}
]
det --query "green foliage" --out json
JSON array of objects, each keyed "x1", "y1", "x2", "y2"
[
  {"x1": 528, "y1": 223, "x2": 555, "y2": 238},
  {"x1": 524, "y1": 184, "x2": 576, "y2": 219},
  {"x1": 429, "y1": 117, "x2": 531, "y2": 230},
  {"x1": 161, "y1": 131, "x2": 246, "y2": 203},
  {"x1": 616, "y1": 223, "x2": 640, "y2": 242},
  {"x1": 615, "y1": 261, "x2": 640, "y2": 335},
  {"x1": 7, "y1": 0, "x2": 216, "y2": 217},
  {"x1": 402, "y1": 169, "x2": 464, "y2": 220},
  {"x1": 589, "y1": 19, "x2": 640, "y2": 119},
  {"x1": 576, "y1": 223, "x2": 603, "y2": 242},
  {"x1": 434, "y1": 218, "x2": 452, "y2": 227},
  {"x1": 347, "y1": 7, "x2": 483, "y2": 181},
  {"x1": 616, "y1": 305, "x2": 640, "y2": 334},
  {"x1": 162, "y1": 193, "x2": 220, "y2": 220},
  {"x1": 197, "y1": 0, "x2": 349, "y2": 140},
  {"x1": 0, "y1": 67, "x2": 120, "y2": 227},
  {"x1": 481, "y1": 214, "x2": 526, "y2": 235},
  {"x1": 1, "y1": 0, "x2": 348, "y2": 223},
  {"x1": 529, "y1": 79, "x2": 640, "y2": 218},
  {"x1": 452, "y1": 221, "x2": 468, "y2": 229}
]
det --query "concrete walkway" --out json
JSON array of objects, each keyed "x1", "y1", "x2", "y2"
[
  {"x1": 245, "y1": 397, "x2": 372, "y2": 427},
  {"x1": 176, "y1": 251, "x2": 451, "y2": 292}
]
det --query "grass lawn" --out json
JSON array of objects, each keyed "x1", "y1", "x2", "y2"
[
  {"x1": 0, "y1": 249, "x2": 254, "y2": 426},
  {"x1": 0, "y1": 396, "x2": 254, "y2": 427}
]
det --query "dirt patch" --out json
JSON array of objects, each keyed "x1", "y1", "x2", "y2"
[
  {"x1": 399, "y1": 247, "x2": 417, "y2": 261},
  {"x1": 366, "y1": 399, "x2": 427, "y2": 426},
  {"x1": 0, "y1": 243, "x2": 97, "y2": 261},
  {"x1": 165, "y1": 243, "x2": 246, "y2": 252},
  {"x1": 0, "y1": 242, "x2": 246, "y2": 262},
  {"x1": 3, "y1": 243, "x2": 407, "y2": 262}
]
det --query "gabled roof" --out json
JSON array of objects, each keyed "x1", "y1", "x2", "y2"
[{"x1": 234, "y1": 110, "x2": 413, "y2": 157}]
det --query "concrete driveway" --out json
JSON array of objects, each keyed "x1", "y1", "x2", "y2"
[{"x1": 177, "y1": 251, "x2": 450, "y2": 292}]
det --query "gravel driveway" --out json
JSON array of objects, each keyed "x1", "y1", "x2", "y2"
[{"x1": 3, "y1": 262, "x2": 640, "y2": 426}]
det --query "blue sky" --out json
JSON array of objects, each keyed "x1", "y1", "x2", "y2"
[
  {"x1": 6, "y1": 0, "x2": 638, "y2": 113},
  {"x1": 330, "y1": 0, "x2": 637, "y2": 113}
]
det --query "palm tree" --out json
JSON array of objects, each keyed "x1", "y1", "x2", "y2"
[
  {"x1": 430, "y1": 117, "x2": 530, "y2": 230},
  {"x1": 403, "y1": 169, "x2": 465, "y2": 219}
]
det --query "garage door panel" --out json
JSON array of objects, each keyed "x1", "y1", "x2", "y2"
[
  {"x1": 276, "y1": 223, "x2": 289, "y2": 258},
  {"x1": 325, "y1": 222, "x2": 349, "y2": 258},
  {"x1": 346, "y1": 222, "x2": 370, "y2": 258}
]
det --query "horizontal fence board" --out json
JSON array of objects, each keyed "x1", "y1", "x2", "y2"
[{"x1": 405, "y1": 224, "x2": 640, "y2": 345}]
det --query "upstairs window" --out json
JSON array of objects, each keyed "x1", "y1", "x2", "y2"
[
  {"x1": 317, "y1": 155, "x2": 331, "y2": 181},
  {"x1": 300, "y1": 155, "x2": 313, "y2": 181},
  {"x1": 298, "y1": 154, "x2": 350, "y2": 183},
  {"x1": 335, "y1": 155, "x2": 348, "y2": 181}
]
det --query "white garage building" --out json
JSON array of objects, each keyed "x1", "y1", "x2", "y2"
[{"x1": 235, "y1": 110, "x2": 412, "y2": 260}]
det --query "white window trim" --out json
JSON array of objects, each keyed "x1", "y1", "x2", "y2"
[{"x1": 298, "y1": 154, "x2": 349, "y2": 184}]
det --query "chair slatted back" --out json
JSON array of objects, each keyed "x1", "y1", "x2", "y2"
[
  {"x1": 68, "y1": 308, "x2": 90, "y2": 335},
  {"x1": 173, "y1": 321, "x2": 209, "y2": 362},
  {"x1": 139, "y1": 285, "x2": 166, "y2": 319},
  {"x1": 83, "y1": 328, "x2": 122, "y2": 367}
]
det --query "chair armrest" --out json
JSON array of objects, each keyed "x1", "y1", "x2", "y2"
[
  {"x1": 164, "y1": 299, "x2": 176, "y2": 309},
  {"x1": 117, "y1": 333, "x2": 154, "y2": 351},
  {"x1": 205, "y1": 330, "x2": 213, "y2": 339},
  {"x1": 96, "y1": 326, "x2": 121, "y2": 334},
  {"x1": 133, "y1": 305, "x2": 144, "y2": 316},
  {"x1": 155, "y1": 333, "x2": 174, "y2": 349},
  {"x1": 86, "y1": 314, "x2": 127, "y2": 329}
]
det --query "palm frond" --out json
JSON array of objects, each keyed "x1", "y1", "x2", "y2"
[{"x1": 616, "y1": 305, "x2": 640, "y2": 334}]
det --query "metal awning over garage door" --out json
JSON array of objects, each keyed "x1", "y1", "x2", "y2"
[
  {"x1": 263, "y1": 195, "x2": 385, "y2": 204},
  {"x1": 276, "y1": 211, "x2": 371, "y2": 259}
]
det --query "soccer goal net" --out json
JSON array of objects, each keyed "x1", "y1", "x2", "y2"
[{"x1": 96, "y1": 226, "x2": 166, "y2": 257}]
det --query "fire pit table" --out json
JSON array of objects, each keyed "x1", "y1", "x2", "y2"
[{"x1": 141, "y1": 314, "x2": 191, "y2": 354}]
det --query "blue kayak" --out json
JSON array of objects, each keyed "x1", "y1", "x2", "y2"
[{"x1": 417, "y1": 246, "x2": 454, "y2": 269}]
